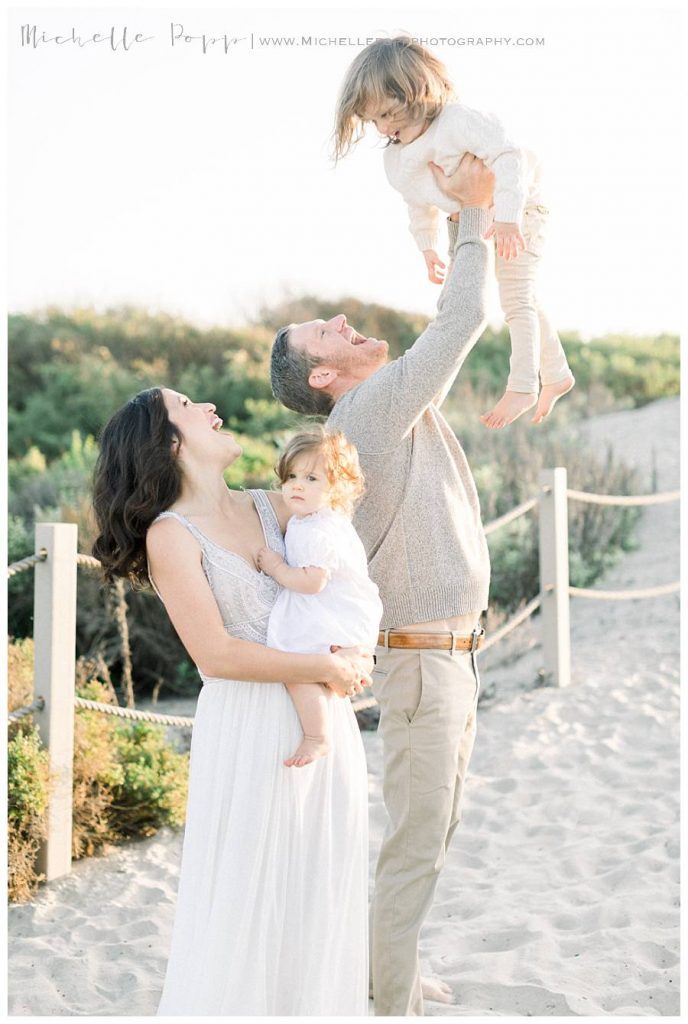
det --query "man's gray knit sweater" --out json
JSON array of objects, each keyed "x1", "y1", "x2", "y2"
[{"x1": 327, "y1": 207, "x2": 491, "y2": 628}]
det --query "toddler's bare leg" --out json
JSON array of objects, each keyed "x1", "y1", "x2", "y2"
[{"x1": 283, "y1": 681, "x2": 332, "y2": 768}]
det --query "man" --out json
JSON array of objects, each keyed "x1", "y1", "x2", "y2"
[{"x1": 270, "y1": 154, "x2": 494, "y2": 1016}]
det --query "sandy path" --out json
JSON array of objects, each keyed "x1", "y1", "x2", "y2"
[{"x1": 8, "y1": 398, "x2": 680, "y2": 1017}]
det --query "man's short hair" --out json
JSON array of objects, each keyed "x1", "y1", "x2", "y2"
[{"x1": 270, "y1": 326, "x2": 335, "y2": 416}]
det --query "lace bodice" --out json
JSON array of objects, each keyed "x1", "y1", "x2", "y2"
[{"x1": 149, "y1": 490, "x2": 285, "y2": 654}]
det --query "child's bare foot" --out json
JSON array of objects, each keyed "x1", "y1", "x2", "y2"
[
  {"x1": 531, "y1": 374, "x2": 575, "y2": 424},
  {"x1": 480, "y1": 390, "x2": 537, "y2": 429},
  {"x1": 421, "y1": 976, "x2": 455, "y2": 1005},
  {"x1": 284, "y1": 734, "x2": 330, "y2": 768}
]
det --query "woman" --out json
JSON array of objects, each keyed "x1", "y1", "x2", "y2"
[{"x1": 92, "y1": 386, "x2": 372, "y2": 1016}]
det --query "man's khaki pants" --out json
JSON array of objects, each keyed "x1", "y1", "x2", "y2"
[{"x1": 370, "y1": 623, "x2": 481, "y2": 1016}]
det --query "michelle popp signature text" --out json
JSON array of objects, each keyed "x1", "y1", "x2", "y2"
[{"x1": 20, "y1": 24, "x2": 249, "y2": 54}]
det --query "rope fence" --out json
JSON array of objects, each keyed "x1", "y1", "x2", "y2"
[
  {"x1": 74, "y1": 697, "x2": 196, "y2": 728},
  {"x1": 7, "y1": 550, "x2": 47, "y2": 579},
  {"x1": 9, "y1": 695, "x2": 373, "y2": 727},
  {"x1": 8, "y1": 697, "x2": 46, "y2": 723},
  {"x1": 76, "y1": 553, "x2": 104, "y2": 571},
  {"x1": 483, "y1": 497, "x2": 538, "y2": 537},
  {"x1": 480, "y1": 595, "x2": 542, "y2": 654},
  {"x1": 570, "y1": 581, "x2": 680, "y2": 601},
  {"x1": 567, "y1": 488, "x2": 680, "y2": 507},
  {"x1": 6, "y1": 472, "x2": 679, "y2": 881}
]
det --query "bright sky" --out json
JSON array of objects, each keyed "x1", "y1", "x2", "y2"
[{"x1": 7, "y1": 4, "x2": 684, "y2": 337}]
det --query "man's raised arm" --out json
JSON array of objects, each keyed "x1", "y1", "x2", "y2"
[{"x1": 342, "y1": 155, "x2": 494, "y2": 448}]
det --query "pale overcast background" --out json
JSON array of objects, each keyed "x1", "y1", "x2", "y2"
[{"x1": 7, "y1": 5, "x2": 684, "y2": 337}]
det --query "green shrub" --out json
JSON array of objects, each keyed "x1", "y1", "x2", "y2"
[
  {"x1": 71, "y1": 678, "x2": 125, "y2": 860},
  {"x1": 7, "y1": 643, "x2": 190, "y2": 902},
  {"x1": 72, "y1": 676, "x2": 188, "y2": 848},
  {"x1": 108, "y1": 722, "x2": 189, "y2": 838},
  {"x1": 8, "y1": 729, "x2": 50, "y2": 903},
  {"x1": 8, "y1": 640, "x2": 50, "y2": 905}
]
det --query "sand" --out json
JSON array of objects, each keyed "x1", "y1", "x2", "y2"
[{"x1": 7, "y1": 398, "x2": 680, "y2": 1017}]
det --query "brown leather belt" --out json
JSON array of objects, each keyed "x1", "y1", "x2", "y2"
[{"x1": 377, "y1": 628, "x2": 485, "y2": 652}]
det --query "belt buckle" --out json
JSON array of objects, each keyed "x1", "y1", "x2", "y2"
[{"x1": 470, "y1": 626, "x2": 484, "y2": 653}]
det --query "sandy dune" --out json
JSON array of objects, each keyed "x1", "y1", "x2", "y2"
[{"x1": 8, "y1": 398, "x2": 680, "y2": 1017}]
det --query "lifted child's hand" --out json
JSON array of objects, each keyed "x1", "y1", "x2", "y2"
[
  {"x1": 423, "y1": 249, "x2": 446, "y2": 285},
  {"x1": 484, "y1": 221, "x2": 525, "y2": 261}
]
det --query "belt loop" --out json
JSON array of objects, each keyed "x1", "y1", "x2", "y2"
[
  {"x1": 470, "y1": 626, "x2": 482, "y2": 654},
  {"x1": 450, "y1": 630, "x2": 458, "y2": 656},
  {"x1": 383, "y1": 628, "x2": 390, "y2": 651}
]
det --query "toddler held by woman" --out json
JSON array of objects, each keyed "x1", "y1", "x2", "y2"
[{"x1": 257, "y1": 428, "x2": 383, "y2": 767}]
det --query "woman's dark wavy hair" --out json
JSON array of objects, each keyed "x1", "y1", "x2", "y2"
[{"x1": 92, "y1": 387, "x2": 183, "y2": 587}]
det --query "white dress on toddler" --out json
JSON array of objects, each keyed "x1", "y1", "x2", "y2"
[{"x1": 267, "y1": 507, "x2": 382, "y2": 655}]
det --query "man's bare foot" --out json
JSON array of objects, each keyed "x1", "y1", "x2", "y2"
[
  {"x1": 421, "y1": 976, "x2": 455, "y2": 1005},
  {"x1": 531, "y1": 373, "x2": 575, "y2": 424},
  {"x1": 480, "y1": 390, "x2": 537, "y2": 429},
  {"x1": 284, "y1": 734, "x2": 330, "y2": 768}
]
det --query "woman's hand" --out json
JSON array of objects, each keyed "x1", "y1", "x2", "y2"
[{"x1": 325, "y1": 644, "x2": 374, "y2": 699}]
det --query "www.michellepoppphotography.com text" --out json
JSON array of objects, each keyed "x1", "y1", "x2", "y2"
[{"x1": 19, "y1": 23, "x2": 545, "y2": 55}]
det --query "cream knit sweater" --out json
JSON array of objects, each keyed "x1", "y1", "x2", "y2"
[
  {"x1": 327, "y1": 208, "x2": 491, "y2": 627},
  {"x1": 384, "y1": 102, "x2": 538, "y2": 253}
]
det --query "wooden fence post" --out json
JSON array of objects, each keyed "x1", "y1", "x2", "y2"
[
  {"x1": 538, "y1": 468, "x2": 571, "y2": 687},
  {"x1": 33, "y1": 523, "x2": 77, "y2": 881}
]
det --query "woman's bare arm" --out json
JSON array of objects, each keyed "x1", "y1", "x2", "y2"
[{"x1": 146, "y1": 518, "x2": 368, "y2": 693}]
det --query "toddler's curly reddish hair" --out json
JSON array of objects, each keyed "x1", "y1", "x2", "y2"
[{"x1": 275, "y1": 428, "x2": 365, "y2": 518}]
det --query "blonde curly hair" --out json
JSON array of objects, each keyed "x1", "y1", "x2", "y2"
[
  {"x1": 275, "y1": 428, "x2": 365, "y2": 519},
  {"x1": 333, "y1": 35, "x2": 455, "y2": 161}
]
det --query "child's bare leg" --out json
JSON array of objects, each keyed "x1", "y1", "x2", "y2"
[
  {"x1": 532, "y1": 306, "x2": 575, "y2": 423},
  {"x1": 283, "y1": 681, "x2": 332, "y2": 767}
]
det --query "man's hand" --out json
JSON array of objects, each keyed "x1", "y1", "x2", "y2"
[
  {"x1": 423, "y1": 249, "x2": 446, "y2": 285},
  {"x1": 256, "y1": 546, "x2": 285, "y2": 578},
  {"x1": 485, "y1": 221, "x2": 525, "y2": 261},
  {"x1": 429, "y1": 153, "x2": 495, "y2": 210}
]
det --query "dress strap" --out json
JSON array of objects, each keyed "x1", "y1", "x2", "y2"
[
  {"x1": 150, "y1": 510, "x2": 209, "y2": 547},
  {"x1": 146, "y1": 511, "x2": 209, "y2": 601},
  {"x1": 247, "y1": 490, "x2": 286, "y2": 556}
]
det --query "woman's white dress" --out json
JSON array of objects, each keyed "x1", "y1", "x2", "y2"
[{"x1": 153, "y1": 490, "x2": 369, "y2": 1016}]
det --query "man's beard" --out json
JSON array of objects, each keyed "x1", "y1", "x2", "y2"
[{"x1": 330, "y1": 338, "x2": 389, "y2": 375}]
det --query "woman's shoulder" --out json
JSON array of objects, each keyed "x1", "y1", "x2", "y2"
[
  {"x1": 258, "y1": 489, "x2": 290, "y2": 531},
  {"x1": 146, "y1": 512, "x2": 200, "y2": 555}
]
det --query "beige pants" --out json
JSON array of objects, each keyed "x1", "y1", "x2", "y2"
[
  {"x1": 370, "y1": 618, "x2": 482, "y2": 1016},
  {"x1": 495, "y1": 204, "x2": 572, "y2": 394}
]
